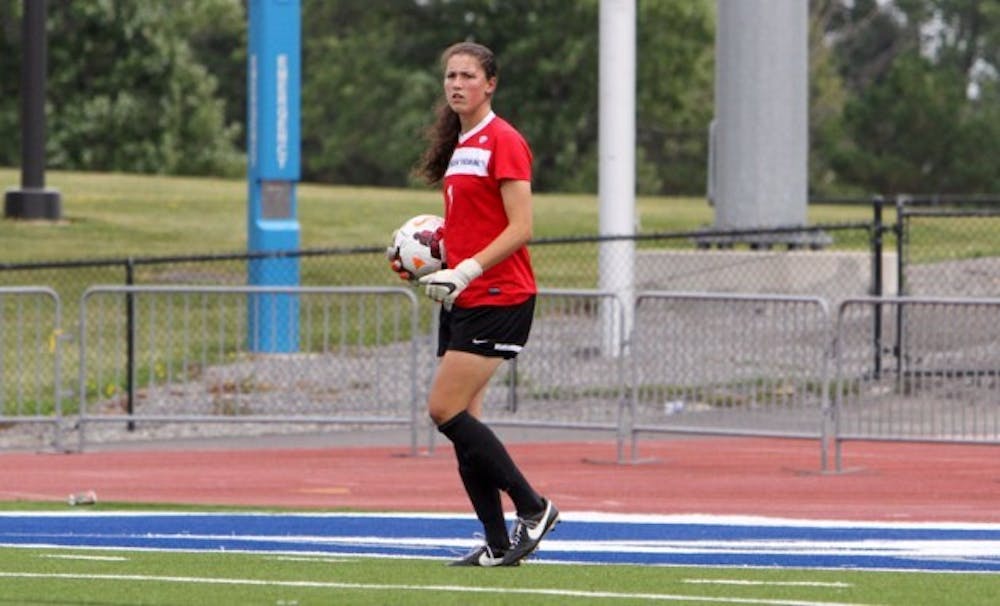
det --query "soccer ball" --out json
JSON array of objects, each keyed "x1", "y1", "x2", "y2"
[{"x1": 391, "y1": 214, "x2": 446, "y2": 279}]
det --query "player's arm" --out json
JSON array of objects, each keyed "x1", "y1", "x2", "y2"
[
  {"x1": 470, "y1": 178, "x2": 533, "y2": 271},
  {"x1": 420, "y1": 179, "x2": 533, "y2": 305}
]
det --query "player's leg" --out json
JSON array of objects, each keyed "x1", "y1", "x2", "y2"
[
  {"x1": 466, "y1": 380, "x2": 487, "y2": 420},
  {"x1": 430, "y1": 351, "x2": 509, "y2": 565},
  {"x1": 439, "y1": 373, "x2": 559, "y2": 566},
  {"x1": 427, "y1": 349, "x2": 500, "y2": 426},
  {"x1": 453, "y1": 382, "x2": 510, "y2": 563},
  {"x1": 434, "y1": 297, "x2": 556, "y2": 566},
  {"x1": 432, "y1": 351, "x2": 544, "y2": 515}
]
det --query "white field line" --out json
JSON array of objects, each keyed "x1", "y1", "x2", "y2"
[
  {"x1": 1, "y1": 511, "x2": 996, "y2": 531},
  {"x1": 0, "y1": 571, "x2": 879, "y2": 606},
  {"x1": 684, "y1": 579, "x2": 852, "y2": 588},
  {"x1": 38, "y1": 554, "x2": 130, "y2": 562},
  {"x1": 6, "y1": 543, "x2": 998, "y2": 575},
  {"x1": 267, "y1": 556, "x2": 358, "y2": 563},
  {"x1": 11, "y1": 531, "x2": 997, "y2": 560}
]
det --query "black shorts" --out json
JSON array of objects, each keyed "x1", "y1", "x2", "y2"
[{"x1": 437, "y1": 296, "x2": 535, "y2": 359}]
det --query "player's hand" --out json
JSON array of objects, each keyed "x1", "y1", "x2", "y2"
[
  {"x1": 419, "y1": 258, "x2": 482, "y2": 308},
  {"x1": 386, "y1": 233, "x2": 415, "y2": 282},
  {"x1": 388, "y1": 255, "x2": 415, "y2": 282}
]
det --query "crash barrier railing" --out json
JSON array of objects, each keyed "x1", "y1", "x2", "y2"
[
  {"x1": 75, "y1": 285, "x2": 422, "y2": 453},
  {"x1": 628, "y1": 292, "x2": 834, "y2": 469},
  {"x1": 4, "y1": 287, "x2": 998, "y2": 471},
  {"x1": 833, "y1": 296, "x2": 1000, "y2": 469},
  {"x1": 0, "y1": 287, "x2": 67, "y2": 452}
]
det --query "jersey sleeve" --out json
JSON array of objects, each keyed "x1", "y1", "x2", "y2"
[{"x1": 491, "y1": 129, "x2": 533, "y2": 182}]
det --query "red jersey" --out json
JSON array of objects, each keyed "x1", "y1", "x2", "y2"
[{"x1": 442, "y1": 112, "x2": 536, "y2": 307}]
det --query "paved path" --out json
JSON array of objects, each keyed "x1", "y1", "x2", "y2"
[{"x1": 2, "y1": 434, "x2": 997, "y2": 523}]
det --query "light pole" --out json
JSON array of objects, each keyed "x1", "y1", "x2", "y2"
[{"x1": 4, "y1": 0, "x2": 61, "y2": 220}]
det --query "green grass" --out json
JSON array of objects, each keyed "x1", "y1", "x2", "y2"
[
  {"x1": 0, "y1": 167, "x2": 883, "y2": 262},
  {"x1": 1, "y1": 544, "x2": 997, "y2": 606}
]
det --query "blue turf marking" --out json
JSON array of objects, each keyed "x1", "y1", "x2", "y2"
[{"x1": 1, "y1": 512, "x2": 997, "y2": 572}]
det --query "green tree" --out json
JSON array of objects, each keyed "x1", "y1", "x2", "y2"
[
  {"x1": 834, "y1": 54, "x2": 963, "y2": 192},
  {"x1": 301, "y1": 0, "x2": 604, "y2": 191},
  {"x1": 824, "y1": 0, "x2": 1000, "y2": 193},
  {"x1": 6, "y1": 0, "x2": 995, "y2": 195},
  {"x1": 301, "y1": 0, "x2": 440, "y2": 186},
  {"x1": 41, "y1": 1, "x2": 243, "y2": 176},
  {"x1": 0, "y1": 0, "x2": 25, "y2": 167},
  {"x1": 809, "y1": 0, "x2": 851, "y2": 195},
  {"x1": 177, "y1": 0, "x2": 247, "y2": 143},
  {"x1": 634, "y1": 0, "x2": 714, "y2": 195},
  {"x1": 300, "y1": 0, "x2": 715, "y2": 195}
]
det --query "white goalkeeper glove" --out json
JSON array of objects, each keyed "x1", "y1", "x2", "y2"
[{"x1": 419, "y1": 258, "x2": 483, "y2": 308}]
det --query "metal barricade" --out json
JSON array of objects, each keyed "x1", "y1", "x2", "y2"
[
  {"x1": 630, "y1": 292, "x2": 833, "y2": 469},
  {"x1": 76, "y1": 285, "x2": 421, "y2": 452},
  {"x1": 833, "y1": 297, "x2": 1000, "y2": 463},
  {"x1": 0, "y1": 287, "x2": 66, "y2": 452}
]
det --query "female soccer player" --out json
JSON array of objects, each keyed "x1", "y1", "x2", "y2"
[{"x1": 391, "y1": 41, "x2": 558, "y2": 567}]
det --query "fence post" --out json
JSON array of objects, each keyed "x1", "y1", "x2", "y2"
[
  {"x1": 870, "y1": 195, "x2": 884, "y2": 379},
  {"x1": 893, "y1": 195, "x2": 908, "y2": 383},
  {"x1": 125, "y1": 258, "x2": 136, "y2": 430},
  {"x1": 506, "y1": 358, "x2": 518, "y2": 413}
]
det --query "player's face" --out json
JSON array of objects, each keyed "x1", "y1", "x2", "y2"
[{"x1": 443, "y1": 53, "x2": 496, "y2": 124}]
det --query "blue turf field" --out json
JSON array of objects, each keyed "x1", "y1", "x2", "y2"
[{"x1": 2, "y1": 512, "x2": 998, "y2": 572}]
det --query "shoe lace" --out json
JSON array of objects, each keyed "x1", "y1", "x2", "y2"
[{"x1": 508, "y1": 516, "x2": 533, "y2": 548}]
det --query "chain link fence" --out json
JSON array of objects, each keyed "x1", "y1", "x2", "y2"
[
  {"x1": 74, "y1": 285, "x2": 422, "y2": 452},
  {"x1": 1, "y1": 200, "x2": 998, "y2": 458},
  {"x1": 5, "y1": 197, "x2": 996, "y2": 306},
  {"x1": 0, "y1": 287, "x2": 66, "y2": 450},
  {"x1": 892, "y1": 195, "x2": 1000, "y2": 298}
]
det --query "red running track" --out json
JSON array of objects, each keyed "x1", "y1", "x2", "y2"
[{"x1": 2, "y1": 437, "x2": 997, "y2": 523}]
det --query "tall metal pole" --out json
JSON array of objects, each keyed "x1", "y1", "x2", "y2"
[
  {"x1": 598, "y1": 0, "x2": 636, "y2": 356},
  {"x1": 712, "y1": 0, "x2": 807, "y2": 235},
  {"x1": 4, "y1": 0, "x2": 61, "y2": 220}
]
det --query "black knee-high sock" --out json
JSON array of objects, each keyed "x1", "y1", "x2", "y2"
[
  {"x1": 456, "y1": 448, "x2": 509, "y2": 550},
  {"x1": 438, "y1": 410, "x2": 544, "y2": 517}
]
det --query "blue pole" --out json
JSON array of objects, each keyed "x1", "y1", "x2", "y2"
[{"x1": 247, "y1": 0, "x2": 301, "y2": 352}]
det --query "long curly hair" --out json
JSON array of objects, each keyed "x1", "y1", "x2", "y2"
[{"x1": 416, "y1": 42, "x2": 498, "y2": 185}]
